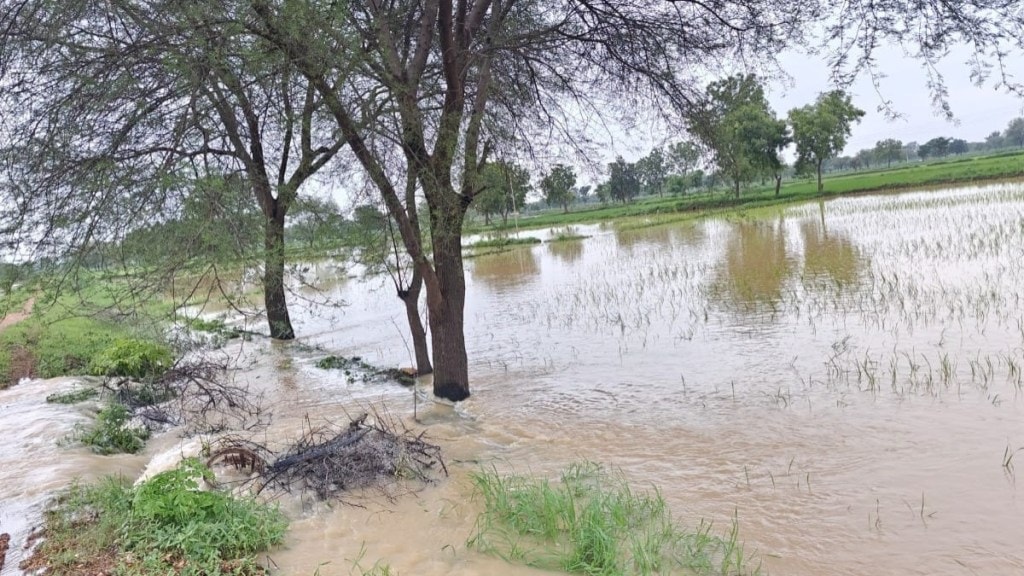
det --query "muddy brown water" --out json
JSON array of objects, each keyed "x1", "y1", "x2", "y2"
[{"x1": 4, "y1": 183, "x2": 1024, "y2": 575}]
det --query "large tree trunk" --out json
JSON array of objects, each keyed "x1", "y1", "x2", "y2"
[
  {"x1": 816, "y1": 160, "x2": 824, "y2": 192},
  {"x1": 424, "y1": 203, "x2": 470, "y2": 401},
  {"x1": 774, "y1": 174, "x2": 783, "y2": 197},
  {"x1": 263, "y1": 209, "x2": 295, "y2": 340},
  {"x1": 400, "y1": 269, "x2": 432, "y2": 374}
]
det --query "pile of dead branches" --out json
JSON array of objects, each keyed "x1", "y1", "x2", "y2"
[
  {"x1": 105, "y1": 355, "x2": 269, "y2": 435},
  {"x1": 207, "y1": 411, "x2": 445, "y2": 500}
]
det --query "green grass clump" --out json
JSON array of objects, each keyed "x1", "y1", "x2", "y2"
[
  {"x1": 74, "y1": 403, "x2": 150, "y2": 454},
  {"x1": 24, "y1": 459, "x2": 286, "y2": 576},
  {"x1": 468, "y1": 236, "x2": 543, "y2": 250},
  {"x1": 469, "y1": 462, "x2": 759, "y2": 575},
  {"x1": 46, "y1": 386, "x2": 100, "y2": 404},
  {"x1": 88, "y1": 338, "x2": 173, "y2": 380}
]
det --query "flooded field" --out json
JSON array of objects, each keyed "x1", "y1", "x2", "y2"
[{"x1": 4, "y1": 183, "x2": 1024, "y2": 575}]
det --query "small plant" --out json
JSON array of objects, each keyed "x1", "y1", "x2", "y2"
[
  {"x1": 75, "y1": 403, "x2": 149, "y2": 454},
  {"x1": 45, "y1": 386, "x2": 99, "y2": 404},
  {"x1": 88, "y1": 338, "x2": 173, "y2": 380}
]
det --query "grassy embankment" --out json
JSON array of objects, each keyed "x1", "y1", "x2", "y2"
[
  {"x1": 472, "y1": 149, "x2": 1024, "y2": 233},
  {"x1": 0, "y1": 273, "x2": 176, "y2": 388}
]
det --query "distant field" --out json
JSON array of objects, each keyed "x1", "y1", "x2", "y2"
[{"x1": 472, "y1": 150, "x2": 1024, "y2": 232}]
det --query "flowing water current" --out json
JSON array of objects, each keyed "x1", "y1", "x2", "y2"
[{"x1": 4, "y1": 183, "x2": 1024, "y2": 575}]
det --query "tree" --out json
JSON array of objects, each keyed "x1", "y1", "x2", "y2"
[
  {"x1": 691, "y1": 75, "x2": 787, "y2": 198},
  {"x1": 1005, "y1": 118, "x2": 1024, "y2": 148},
  {"x1": 854, "y1": 148, "x2": 875, "y2": 170},
  {"x1": 949, "y1": 138, "x2": 969, "y2": 155},
  {"x1": 7, "y1": 0, "x2": 1020, "y2": 402},
  {"x1": 985, "y1": 131, "x2": 1006, "y2": 150},
  {"x1": 0, "y1": 1, "x2": 345, "y2": 340},
  {"x1": 874, "y1": 138, "x2": 904, "y2": 167},
  {"x1": 665, "y1": 141, "x2": 702, "y2": 195},
  {"x1": 635, "y1": 148, "x2": 668, "y2": 197},
  {"x1": 541, "y1": 165, "x2": 577, "y2": 213},
  {"x1": 608, "y1": 157, "x2": 641, "y2": 203},
  {"x1": 476, "y1": 162, "x2": 530, "y2": 225},
  {"x1": 290, "y1": 196, "x2": 348, "y2": 250},
  {"x1": 789, "y1": 91, "x2": 865, "y2": 192},
  {"x1": 596, "y1": 183, "x2": 612, "y2": 205},
  {"x1": 919, "y1": 136, "x2": 951, "y2": 159}
]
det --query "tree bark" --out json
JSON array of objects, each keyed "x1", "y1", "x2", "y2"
[
  {"x1": 774, "y1": 174, "x2": 782, "y2": 197},
  {"x1": 400, "y1": 269, "x2": 432, "y2": 374},
  {"x1": 816, "y1": 159, "x2": 824, "y2": 192},
  {"x1": 424, "y1": 195, "x2": 470, "y2": 401},
  {"x1": 263, "y1": 208, "x2": 295, "y2": 340}
]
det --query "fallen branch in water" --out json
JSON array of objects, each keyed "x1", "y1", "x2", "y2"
[{"x1": 208, "y1": 408, "x2": 446, "y2": 500}]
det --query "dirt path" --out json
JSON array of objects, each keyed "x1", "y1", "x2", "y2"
[{"x1": 0, "y1": 297, "x2": 35, "y2": 333}]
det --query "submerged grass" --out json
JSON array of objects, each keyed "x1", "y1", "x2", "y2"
[
  {"x1": 22, "y1": 458, "x2": 286, "y2": 576},
  {"x1": 469, "y1": 462, "x2": 759, "y2": 575}
]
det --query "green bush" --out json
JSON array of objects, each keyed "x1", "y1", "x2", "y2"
[
  {"x1": 26, "y1": 460, "x2": 286, "y2": 576},
  {"x1": 129, "y1": 458, "x2": 288, "y2": 563},
  {"x1": 76, "y1": 403, "x2": 149, "y2": 454},
  {"x1": 88, "y1": 338, "x2": 173, "y2": 380}
]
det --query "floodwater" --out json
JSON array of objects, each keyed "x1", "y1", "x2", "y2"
[{"x1": 5, "y1": 183, "x2": 1024, "y2": 575}]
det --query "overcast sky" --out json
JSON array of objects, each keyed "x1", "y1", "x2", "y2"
[{"x1": 769, "y1": 45, "x2": 1024, "y2": 156}]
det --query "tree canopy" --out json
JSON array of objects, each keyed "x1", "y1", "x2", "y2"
[
  {"x1": 541, "y1": 165, "x2": 577, "y2": 213},
  {"x1": 789, "y1": 91, "x2": 865, "y2": 192},
  {"x1": 691, "y1": 75, "x2": 788, "y2": 198}
]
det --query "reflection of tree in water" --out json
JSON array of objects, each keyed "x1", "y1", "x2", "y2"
[
  {"x1": 613, "y1": 221, "x2": 705, "y2": 252},
  {"x1": 548, "y1": 239, "x2": 584, "y2": 263},
  {"x1": 714, "y1": 219, "x2": 793, "y2": 313},
  {"x1": 470, "y1": 248, "x2": 539, "y2": 289},
  {"x1": 801, "y1": 203, "x2": 864, "y2": 289}
]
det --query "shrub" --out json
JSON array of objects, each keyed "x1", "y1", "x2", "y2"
[
  {"x1": 75, "y1": 403, "x2": 149, "y2": 454},
  {"x1": 88, "y1": 338, "x2": 173, "y2": 380},
  {"x1": 23, "y1": 460, "x2": 287, "y2": 576}
]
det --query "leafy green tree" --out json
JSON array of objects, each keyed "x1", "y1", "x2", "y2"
[
  {"x1": 608, "y1": 157, "x2": 641, "y2": 203},
  {"x1": 541, "y1": 164, "x2": 577, "y2": 213},
  {"x1": 789, "y1": 91, "x2": 865, "y2": 192},
  {"x1": 874, "y1": 138, "x2": 904, "y2": 167},
  {"x1": 919, "y1": 136, "x2": 951, "y2": 159},
  {"x1": 854, "y1": 148, "x2": 875, "y2": 170},
  {"x1": 949, "y1": 138, "x2": 969, "y2": 155},
  {"x1": 691, "y1": 75, "x2": 786, "y2": 198},
  {"x1": 595, "y1": 183, "x2": 612, "y2": 205},
  {"x1": 985, "y1": 131, "x2": 1005, "y2": 150},
  {"x1": 665, "y1": 141, "x2": 701, "y2": 194},
  {"x1": 1005, "y1": 118, "x2": 1024, "y2": 148},
  {"x1": 290, "y1": 196, "x2": 348, "y2": 250},
  {"x1": 475, "y1": 162, "x2": 530, "y2": 225},
  {"x1": 635, "y1": 148, "x2": 668, "y2": 197}
]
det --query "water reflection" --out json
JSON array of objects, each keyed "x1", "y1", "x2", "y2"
[
  {"x1": 613, "y1": 224, "x2": 674, "y2": 250},
  {"x1": 547, "y1": 239, "x2": 584, "y2": 263},
  {"x1": 712, "y1": 217, "x2": 793, "y2": 315},
  {"x1": 801, "y1": 202, "x2": 864, "y2": 289},
  {"x1": 469, "y1": 248, "x2": 540, "y2": 289}
]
